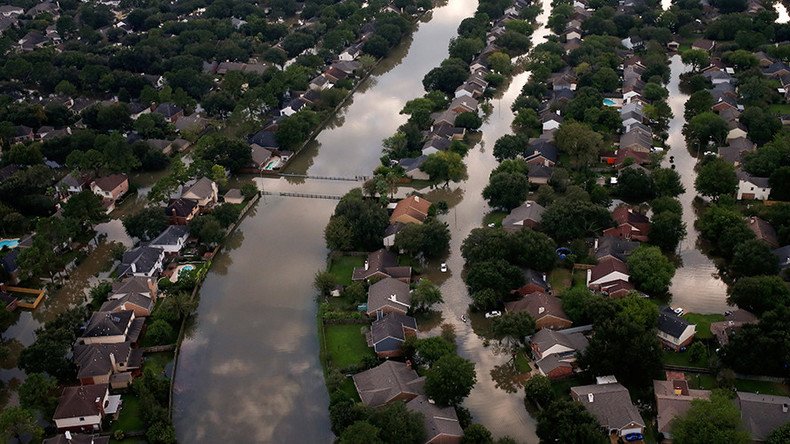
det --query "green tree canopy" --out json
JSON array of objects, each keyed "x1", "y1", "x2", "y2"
[
  {"x1": 670, "y1": 390, "x2": 750, "y2": 444},
  {"x1": 627, "y1": 245, "x2": 676, "y2": 295},
  {"x1": 425, "y1": 354, "x2": 477, "y2": 406}
]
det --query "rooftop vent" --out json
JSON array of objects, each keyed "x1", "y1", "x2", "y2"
[{"x1": 588, "y1": 393, "x2": 594, "y2": 403}]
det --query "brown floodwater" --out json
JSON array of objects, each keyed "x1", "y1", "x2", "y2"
[{"x1": 660, "y1": 55, "x2": 730, "y2": 314}]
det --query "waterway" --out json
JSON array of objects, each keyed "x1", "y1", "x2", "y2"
[
  {"x1": 172, "y1": 0, "x2": 478, "y2": 441},
  {"x1": 661, "y1": 55, "x2": 730, "y2": 314}
]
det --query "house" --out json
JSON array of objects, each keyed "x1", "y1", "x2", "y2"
[
  {"x1": 619, "y1": 128, "x2": 653, "y2": 152},
  {"x1": 56, "y1": 173, "x2": 92, "y2": 200},
  {"x1": 587, "y1": 257, "x2": 633, "y2": 297},
  {"x1": 594, "y1": 236, "x2": 639, "y2": 262},
  {"x1": 111, "y1": 276, "x2": 157, "y2": 300},
  {"x1": 118, "y1": 246, "x2": 165, "y2": 278},
  {"x1": 727, "y1": 123, "x2": 748, "y2": 141},
  {"x1": 166, "y1": 198, "x2": 199, "y2": 225},
  {"x1": 654, "y1": 378, "x2": 711, "y2": 441},
  {"x1": 53, "y1": 384, "x2": 121, "y2": 432},
  {"x1": 366, "y1": 277, "x2": 411, "y2": 317},
  {"x1": 338, "y1": 45, "x2": 361, "y2": 61},
  {"x1": 710, "y1": 309, "x2": 758, "y2": 346},
  {"x1": 174, "y1": 113, "x2": 209, "y2": 134},
  {"x1": 501, "y1": 201, "x2": 545, "y2": 232},
  {"x1": 692, "y1": 39, "x2": 715, "y2": 51},
  {"x1": 0, "y1": 5, "x2": 24, "y2": 16},
  {"x1": 616, "y1": 147, "x2": 652, "y2": 167},
  {"x1": 398, "y1": 155, "x2": 430, "y2": 180},
  {"x1": 383, "y1": 222, "x2": 405, "y2": 248},
  {"x1": 181, "y1": 177, "x2": 218, "y2": 207},
  {"x1": 527, "y1": 164, "x2": 553, "y2": 185},
  {"x1": 352, "y1": 249, "x2": 412, "y2": 282},
  {"x1": 505, "y1": 292, "x2": 572, "y2": 330},
  {"x1": 44, "y1": 434, "x2": 110, "y2": 444},
  {"x1": 223, "y1": 189, "x2": 244, "y2": 204},
  {"x1": 422, "y1": 136, "x2": 451, "y2": 155},
  {"x1": 250, "y1": 144, "x2": 273, "y2": 171},
  {"x1": 91, "y1": 174, "x2": 129, "y2": 202},
  {"x1": 718, "y1": 138, "x2": 755, "y2": 166},
  {"x1": 390, "y1": 195, "x2": 432, "y2": 225},
  {"x1": 154, "y1": 103, "x2": 183, "y2": 123},
  {"x1": 512, "y1": 269, "x2": 550, "y2": 296},
  {"x1": 448, "y1": 96, "x2": 478, "y2": 114},
  {"x1": 149, "y1": 225, "x2": 190, "y2": 255},
  {"x1": 736, "y1": 168, "x2": 771, "y2": 200},
  {"x1": 774, "y1": 245, "x2": 790, "y2": 270},
  {"x1": 352, "y1": 361, "x2": 425, "y2": 407},
  {"x1": 406, "y1": 396, "x2": 463, "y2": 444},
  {"x1": 602, "y1": 206, "x2": 650, "y2": 242},
  {"x1": 571, "y1": 382, "x2": 645, "y2": 439},
  {"x1": 73, "y1": 342, "x2": 142, "y2": 387},
  {"x1": 658, "y1": 307, "x2": 696, "y2": 350},
  {"x1": 367, "y1": 313, "x2": 417, "y2": 357},
  {"x1": 542, "y1": 113, "x2": 563, "y2": 131},
  {"x1": 455, "y1": 82, "x2": 484, "y2": 99},
  {"x1": 524, "y1": 138, "x2": 558, "y2": 167},
  {"x1": 100, "y1": 289, "x2": 153, "y2": 317},
  {"x1": 280, "y1": 97, "x2": 308, "y2": 116},
  {"x1": 747, "y1": 217, "x2": 779, "y2": 248},
  {"x1": 530, "y1": 328, "x2": 588, "y2": 361},
  {"x1": 736, "y1": 392, "x2": 790, "y2": 442},
  {"x1": 79, "y1": 310, "x2": 145, "y2": 345}
]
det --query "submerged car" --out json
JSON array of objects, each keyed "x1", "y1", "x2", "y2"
[{"x1": 485, "y1": 311, "x2": 502, "y2": 318}]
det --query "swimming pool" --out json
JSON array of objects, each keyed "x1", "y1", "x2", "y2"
[
  {"x1": 603, "y1": 98, "x2": 617, "y2": 106},
  {"x1": 181, "y1": 264, "x2": 195, "y2": 272},
  {"x1": 0, "y1": 239, "x2": 20, "y2": 249}
]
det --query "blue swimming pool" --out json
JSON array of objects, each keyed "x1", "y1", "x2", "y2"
[
  {"x1": 603, "y1": 98, "x2": 617, "y2": 106},
  {"x1": 0, "y1": 239, "x2": 19, "y2": 249},
  {"x1": 181, "y1": 264, "x2": 195, "y2": 272}
]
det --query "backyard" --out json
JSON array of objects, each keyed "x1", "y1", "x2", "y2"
[
  {"x1": 328, "y1": 255, "x2": 365, "y2": 286},
  {"x1": 682, "y1": 312, "x2": 724, "y2": 340},
  {"x1": 324, "y1": 323, "x2": 374, "y2": 370}
]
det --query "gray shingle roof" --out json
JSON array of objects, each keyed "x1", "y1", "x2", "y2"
[
  {"x1": 737, "y1": 392, "x2": 790, "y2": 441},
  {"x1": 571, "y1": 383, "x2": 645, "y2": 431},
  {"x1": 658, "y1": 307, "x2": 691, "y2": 338},
  {"x1": 596, "y1": 237, "x2": 640, "y2": 262},
  {"x1": 53, "y1": 384, "x2": 107, "y2": 419},
  {"x1": 367, "y1": 278, "x2": 411, "y2": 315},
  {"x1": 531, "y1": 329, "x2": 589, "y2": 354},
  {"x1": 100, "y1": 292, "x2": 154, "y2": 314},
  {"x1": 406, "y1": 395, "x2": 463, "y2": 441},
  {"x1": 353, "y1": 361, "x2": 425, "y2": 407},
  {"x1": 502, "y1": 201, "x2": 545, "y2": 229},
  {"x1": 150, "y1": 225, "x2": 189, "y2": 247},
  {"x1": 73, "y1": 342, "x2": 141, "y2": 379},
  {"x1": 82, "y1": 311, "x2": 134, "y2": 338},
  {"x1": 370, "y1": 313, "x2": 417, "y2": 347},
  {"x1": 119, "y1": 246, "x2": 163, "y2": 276}
]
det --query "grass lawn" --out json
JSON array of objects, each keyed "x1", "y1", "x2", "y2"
[
  {"x1": 111, "y1": 393, "x2": 144, "y2": 434},
  {"x1": 735, "y1": 379, "x2": 790, "y2": 396},
  {"x1": 549, "y1": 268, "x2": 572, "y2": 293},
  {"x1": 686, "y1": 373, "x2": 718, "y2": 390},
  {"x1": 324, "y1": 324, "x2": 374, "y2": 369},
  {"x1": 329, "y1": 256, "x2": 365, "y2": 286},
  {"x1": 483, "y1": 211, "x2": 508, "y2": 227},
  {"x1": 551, "y1": 375, "x2": 587, "y2": 400},
  {"x1": 338, "y1": 378, "x2": 361, "y2": 401},
  {"x1": 144, "y1": 351, "x2": 174, "y2": 376},
  {"x1": 571, "y1": 269, "x2": 587, "y2": 288},
  {"x1": 514, "y1": 351, "x2": 532, "y2": 374},
  {"x1": 769, "y1": 103, "x2": 790, "y2": 114},
  {"x1": 683, "y1": 313, "x2": 724, "y2": 340},
  {"x1": 663, "y1": 349, "x2": 705, "y2": 368}
]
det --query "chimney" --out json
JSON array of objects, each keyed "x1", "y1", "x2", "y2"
[
  {"x1": 109, "y1": 352, "x2": 118, "y2": 371},
  {"x1": 414, "y1": 196, "x2": 420, "y2": 202},
  {"x1": 594, "y1": 238, "x2": 599, "y2": 250},
  {"x1": 538, "y1": 307, "x2": 545, "y2": 314},
  {"x1": 542, "y1": 273, "x2": 547, "y2": 282},
  {"x1": 406, "y1": 359, "x2": 412, "y2": 368},
  {"x1": 390, "y1": 294, "x2": 397, "y2": 302},
  {"x1": 364, "y1": 260, "x2": 369, "y2": 271},
  {"x1": 588, "y1": 393, "x2": 594, "y2": 403},
  {"x1": 784, "y1": 404, "x2": 788, "y2": 413},
  {"x1": 586, "y1": 269, "x2": 592, "y2": 285}
]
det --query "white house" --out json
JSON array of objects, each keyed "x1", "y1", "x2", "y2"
[
  {"x1": 53, "y1": 384, "x2": 121, "y2": 432},
  {"x1": 338, "y1": 45, "x2": 361, "y2": 61},
  {"x1": 149, "y1": 225, "x2": 189, "y2": 255},
  {"x1": 658, "y1": 307, "x2": 696, "y2": 350},
  {"x1": 727, "y1": 125, "x2": 748, "y2": 141},
  {"x1": 542, "y1": 113, "x2": 563, "y2": 131},
  {"x1": 586, "y1": 257, "x2": 630, "y2": 286},
  {"x1": 181, "y1": 177, "x2": 218, "y2": 207},
  {"x1": 737, "y1": 169, "x2": 771, "y2": 200}
]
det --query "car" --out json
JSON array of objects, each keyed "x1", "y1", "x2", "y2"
[
  {"x1": 487, "y1": 223, "x2": 495, "y2": 227},
  {"x1": 440, "y1": 263, "x2": 448, "y2": 272},
  {"x1": 624, "y1": 433, "x2": 644, "y2": 442},
  {"x1": 485, "y1": 311, "x2": 502, "y2": 318},
  {"x1": 673, "y1": 307, "x2": 684, "y2": 316}
]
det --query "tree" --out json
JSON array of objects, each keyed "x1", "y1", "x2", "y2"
[
  {"x1": 423, "y1": 58, "x2": 470, "y2": 95},
  {"x1": 616, "y1": 168, "x2": 655, "y2": 202},
  {"x1": 627, "y1": 245, "x2": 675, "y2": 295},
  {"x1": 670, "y1": 391, "x2": 750, "y2": 444},
  {"x1": 491, "y1": 312, "x2": 536, "y2": 347},
  {"x1": 684, "y1": 112, "x2": 728, "y2": 149},
  {"x1": 424, "y1": 354, "x2": 476, "y2": 406},
  {"x1": 465, "y1": 259, "x2": 524, "y2": 296},
  {"x1": 524, "y1": 374, "x2": 554, "y2": 407},
  {"x1": 18, "y1": 372, "x2": 58, "y2": 417},
  {"x1": 493, "y1": 134, "x2": 527, "y2": 161},
  {"x1": 394, "y1": 220, "x2": 451, "y2": 259},
  {"x1": 421, "y1": 151, "x2": 465, "y2": 185},
  {"x1": 198, "y1": 136, "x2": 252, "y2": 173},
  {"x1": 649, "y1": 211, "x2": 687, "y2": 252},
  {"x1": 684, "y1": 90, "x2": 714, "y2": 120},
  {"x1": 189, "y1": 215, "x2": 225, "y2": 246},
  {"x1": 0, "y1": 407, "x2": 43, "y2": 443},
  {"x1": 339, "y1": 421, "x2": 383, "y2": 444},
  {"x1": 695, "y1": 157, "x2": 737, "y2": 201},
  {"x1": 554, "y1": 122, "x2": 604, "y2": 169},
  {"x1": 455, "y1": 112, "x2": 483, "y2": 130},
  {"x1": 330, "y1": 188, "x2": 389, "y2": 251},
  {"x1": 123, "y1": 207, "x2": 169, "y2": 241},
  {"x1": 482, "y1": 172, "x2": 528, "y2": 210},
  {"x1": 411, "y1": 336, "x2": 455, "y2": 366},
  {"x1": 510, "y1": 229, "x2": 556, "y2": 271},
  {"x1": 146, "y1": 319, "x2": 175, "y2": 345},
  {"x1": 325, "y1": 216, "x2": 354, "y2": 251},
  {"x1": 740, "y1": 107, "x2": 781, "y2": 146},
  {"x1": 370, "y1": 401, "x2": 426, "y2": 444},
  {"x1": 146, "y1": 421, "x2": 177, "y2": 444},
  {"x1": 767, "y1": 422, "x2": 790, "y2": 444},
  {"x1": 314, "y1": 271, "x2": 338, "y2": 296},
  {"x1": 449, "y1": 37, "x2": 484, "y2": 62},
  {"x1": 728, "y1": 275, "x2": 790, "y2": 315},
  {"x1": 688, "y1": 341, "x2": 708, "y2": 364},
  {"x1": 488, "y1": 51, "x2": 512, "y2": 74},
  {"x1": 731, "y1": 239, "x2": 780, "y2": 278},
  {"x1": 540, "y1": 200, "x2": 613, "y2": 243},
  {"x1": 681, "y1": 49, "x2": 711, "y2": 71},
  {"x1": 461, "y1": 228, "x2": 510, "y2": 264},
  {"x1": 462, "y1": 424, "x2": 493, "y2": 444},
  {"x1": 412, "y1": 279, "x2": 443, "y2": 312},
  {"x1": 536, "y1": 400, "x2": 607, "y2": 444},
  {"x1": 652, "y1": 168, "x2": 685, "y2": 197},
  {"x1": 722, "y1": 305, "x2": 790, "y2": 376},
  {"x1": 560, "y1": 287, "x2": 599, "y2": 324},
  {"x1": 470, "y1": 288, "x2": 500, "y2": 311}
]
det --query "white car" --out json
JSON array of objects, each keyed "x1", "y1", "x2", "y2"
[
  {"x1": 485, "y1": 311, "x2": 502, "y2": 318},
  {"x1": 673, "y1": 307, "x2": 684, "y2": 316},
  {"x1": 440, "y1": 263, "x2": 448, "y2": 272}
]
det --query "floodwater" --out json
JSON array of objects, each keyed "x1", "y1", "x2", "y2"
[
  {"x1": 661, "y1": 55, "x2": 730, "y2": 313},
  {"x1": 172, "y1": 0, "x2": 478, "y2": 441}
]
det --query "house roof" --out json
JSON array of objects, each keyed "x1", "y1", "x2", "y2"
[
  {"x1": 53, "y1": 384, "x2": 108, "y2": 419},
  {"x1": 571, "y1": 383, "x2": 645, "y2": 431},
  {"x1": 737, "y1": 392, "x2": 790, "y2": 441},
  {"x1": 44, "y1": 434, "x2": 110, "y2": 444},
  {"x1": 747, "y1": 217, "x2": 779, "y2": 248},
  {"x1": 536, "y1": 353, "x2": 572, "y2": 374},
  {"x1": 352, "y1": 361, "x2": 425, "y2": 407},
  {"x1": 692, "y1": 39, "x2": 715, "y2": 51},
  {"x1": 736, "y1": 168, "x2": 770, "y2": 188},
  {"x1": 506, "y1": 292, "x2": 569, "y2": 323},
  {"x1": 1, "y1": 249, "x2": 19, "y2": 274},
  {"x1": 150, "y1": 225, "x2": 189, "y2": 247},
  {"x1": 531, "y1": 328, "x2": 589, "y2": 354},
  {"x1": 620, "y1": 129, "x2": 652, "y2": 149},
  {"x1": 596, "y1": 236, "x2": 640, "y2": 262},
  {"x1": 528, "y1": 164, "x2": 553, "y2": 180},
  {"x1": 398, "y1": 155, "x2": 428, "y2": 172},
  {"x1": 367, "y1": 278, "x2": 411, "y2": 314},
  {"x1": 390, "y1": 195, "x2": 431, "y2": 224},
  {"x1": 502, "y1": 201, "x2": 545, "y2": 228},
  {"x1": 612, "y1": 205, "x2": 649, "y2": 226},
  {"x1": 57, "y1": 172, "x2": 92, "y2": 189},
  {"x1": 92, "y1": 174, "x2": 128, "y2": 193},
  {"x1": 111, "y1": 276, "x2": 154, "y2": 296},
  {"x1": 654, "y1": 379, "x2": 711, "y2": 433},
  {"x1": 449, "y1": 96, "x2": 479, "y2": 111},
  {"x1": 370, "y1": 313, "x2": 417, "y2": 346},
  {"x1": 119, "y1": 246, "x2": 163, "y2": 276},
  {"x1": 406, "y1": 395, "x2": 463, "y2": 441},
  {"x1": 154, "y1": 102, "x2": 183, "y2": 118},
  {"x1": 658, "y1": 307, "x2": 693, "y2": 339},
  {"x1": 775, "y1": 245, "x2": 790, "y2": 265},
  {"x1": 73, "y1": 342, "x2": 141, "y2": 379},
  {"x1": 589, "y1": 257, "x2": 629, "y2": 283},
  {"x1": 82, "y1": 311, "x2": 135, "y2": 338},
  {"x1": 182, "y1": 177, "x2": 216, "y2": 201},
  {"x1": 166, "y1": 198, "x2": 198, "y2": 218},
  {"x1": 100, "y1": 292, "x2": 153, "y2": 314},
  {"x1": 353, "y1": 249, "x2": 397, "y2": 280}
]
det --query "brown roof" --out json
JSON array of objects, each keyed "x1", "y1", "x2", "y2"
[
  {"x1": 92, "y1": 174, "x2": 128, "y2": 192},
  {"x1": 352, "y1": 249, "x2": 411, "y2": 281},
  {"x1": 53, "y1": 384, "x2": 107, "y2": 419},
  {"x1": 747, "y1": 217, "x2": 779, "y2": 248},
  {"x1": 352, "y1": 361, "x2": 425, "y2": 407},
  {"x1": 589, "y1": 257, "x2": 629, "y2": 283},
  {"x1": 406, "y1": 395, "x2": 463, "y2": 441},
  {"x1": 654, "y1": 379, "x2": 711, "y2": 433},
  {"x1": 390, "y1": 195, "x2": 431, "y2": 224},
  {"x1": 504, "y1": 292, "x2": 570, "y2": 323}
]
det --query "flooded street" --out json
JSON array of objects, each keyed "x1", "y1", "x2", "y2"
[
  {"x1": 172, "y1": 0, "x2": 478, "y2": 441},
  {"x1": 661, "y1": 55, "x2": 730, "y2": 313}
]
